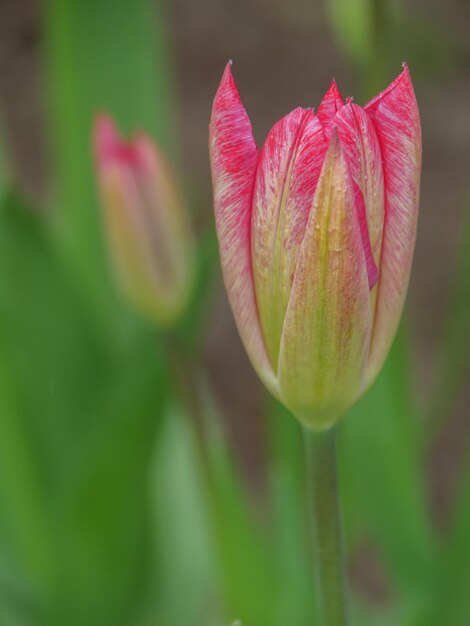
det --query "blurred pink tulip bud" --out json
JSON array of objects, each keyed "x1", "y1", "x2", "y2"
[
  {"x1": 93, "y1": 116, "x2": 194, "y2": 326},
  {"x1": 209, "y1": 63, "x2": 421, "y2": 430}
]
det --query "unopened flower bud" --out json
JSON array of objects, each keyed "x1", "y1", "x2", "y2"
[
  {"x1": 94, "y1": 116, "x2": 194, "y2": 326},
  {"x1": 209, "y1": 63, "x2": 421, "y2": 430}
]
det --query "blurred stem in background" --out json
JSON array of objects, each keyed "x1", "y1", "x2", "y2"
[
  {"x1": 326, "y1": 0, "x2": 401, "y2": 98},
  {"x1": 427, "y1": 199, "x2": 470, "y2": 439},
  {"x1": 368, "y1": 0, "x2": 387, "y2": 94}
]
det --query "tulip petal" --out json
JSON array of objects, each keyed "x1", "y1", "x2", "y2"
[
  {"x1": 334, "y1": 102, "x2": 384, "y2": 288},
  {"x1": 251, "y1": 108, "x2": 328, "y2": 369},
  {"x1": 99, "y1": 165, "x2": 177, "y2": 321},
  {"x1": 132, "y1": 135, "x2": 194, "y2": 303},
  {"x1": 209, "y1": 63, "x2": 277, "y2": 392},
  {"x1": 94, "y1": 114, "x2": 121, "y2": 164},
  {"x1": 317, "y1": 79, "x2": 344, "y2": 128},
  {"x1": 278, "y1": 135, "x2": 371, "y2": 430},
  {"x1": 365, "y1": 66, "x2": 421, "y2": 383},
  {"x1": 353, "y1": 183, "x2": 379, "y2": 289}
]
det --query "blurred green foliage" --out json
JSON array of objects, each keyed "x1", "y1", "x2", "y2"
[{"x1": 0, "y1": 0, "x2": 467, "y2": 625}]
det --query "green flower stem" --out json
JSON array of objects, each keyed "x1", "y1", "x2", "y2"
[{"x1": 304, "y1": 425, "x2": 348, "y2": 626}]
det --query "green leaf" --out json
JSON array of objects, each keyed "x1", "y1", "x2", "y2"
[
  {"x1": 339, "y1": 325, "x2": 438, "y2": 607},
  {"x1": 421, "y1": 456, "x2": 470, "y2": 626},
  {"x1": 49, "y1": 339, "x2": 169, "y2": 626},
  {"x1": 0, "y1": 190, "x2": 109, "y2": 620},
  {"x1": 0, "y1": 354, "x2": 53, "y2": 601},
  {"x1": 202, "y1": 388, "x2": 279, "y2": 626},
  {"x1": 0, "y1": 190, "x2": 169, "y2": 625},
  {"x1": 0, "y1": 191, "x2": 109, "y2": 480},
  {"x1": 144, "y1": 405, "x2": 220, "y2": 626}
]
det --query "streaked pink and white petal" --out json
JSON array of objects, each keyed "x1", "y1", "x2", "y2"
[
  {"x1": 365, "y1": 65, "x2": 421, "y2": 383},
  {"x1": 209, "y1": 63, "x2": 277, "y2": 392}
]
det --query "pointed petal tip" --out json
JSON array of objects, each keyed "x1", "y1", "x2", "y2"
[
  {"x1": 317, "y1": 79, "x2": 344, "y2": 127},
  {"x1": 93, "y1": 115, "x2": 141, "y2": 170},
  {"x1": 93, "y1": 113, "x2": 122, "y2": 166},
  {"x1": 210, "y1": 58, "x2": 256, "y2": 176},
  {"x1": 132, "y1": 129, "x2": 156, "y2": 151},
  {"x1": 365, "y1": 63, "x2": 416, "y2": 113},
  {"x1": 397, "y1": 61, "x2": 412, "y2": 83},
  {"x1": 219, "y1": 60, "x2": 236, "y2": 90},
  {"x1": 93, "y1": 112, "x2": 115, "y2": 139},
  {"x1": 329, "y1": 78, "x2": 343, "y2": 99},
  {"x1": 94, "y1": 111, "x2": 112, "y2": 130},
  {"x1": 211, "y1": 60, "x2": 245, "y2": 124},
  {"x1": 400, "y1": 63, "x2": 414, "y2": 87},
  {"x1": 130, "y1": 132, "x2": 157, "y2": 168}
]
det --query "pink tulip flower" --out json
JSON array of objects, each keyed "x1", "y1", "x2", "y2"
[
  {"x1": 94, "y1": 116, "x2": 194, "y2": 326},
  {"x1": 209, "y1": 63, "x2": 421, "y2": 430}
]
